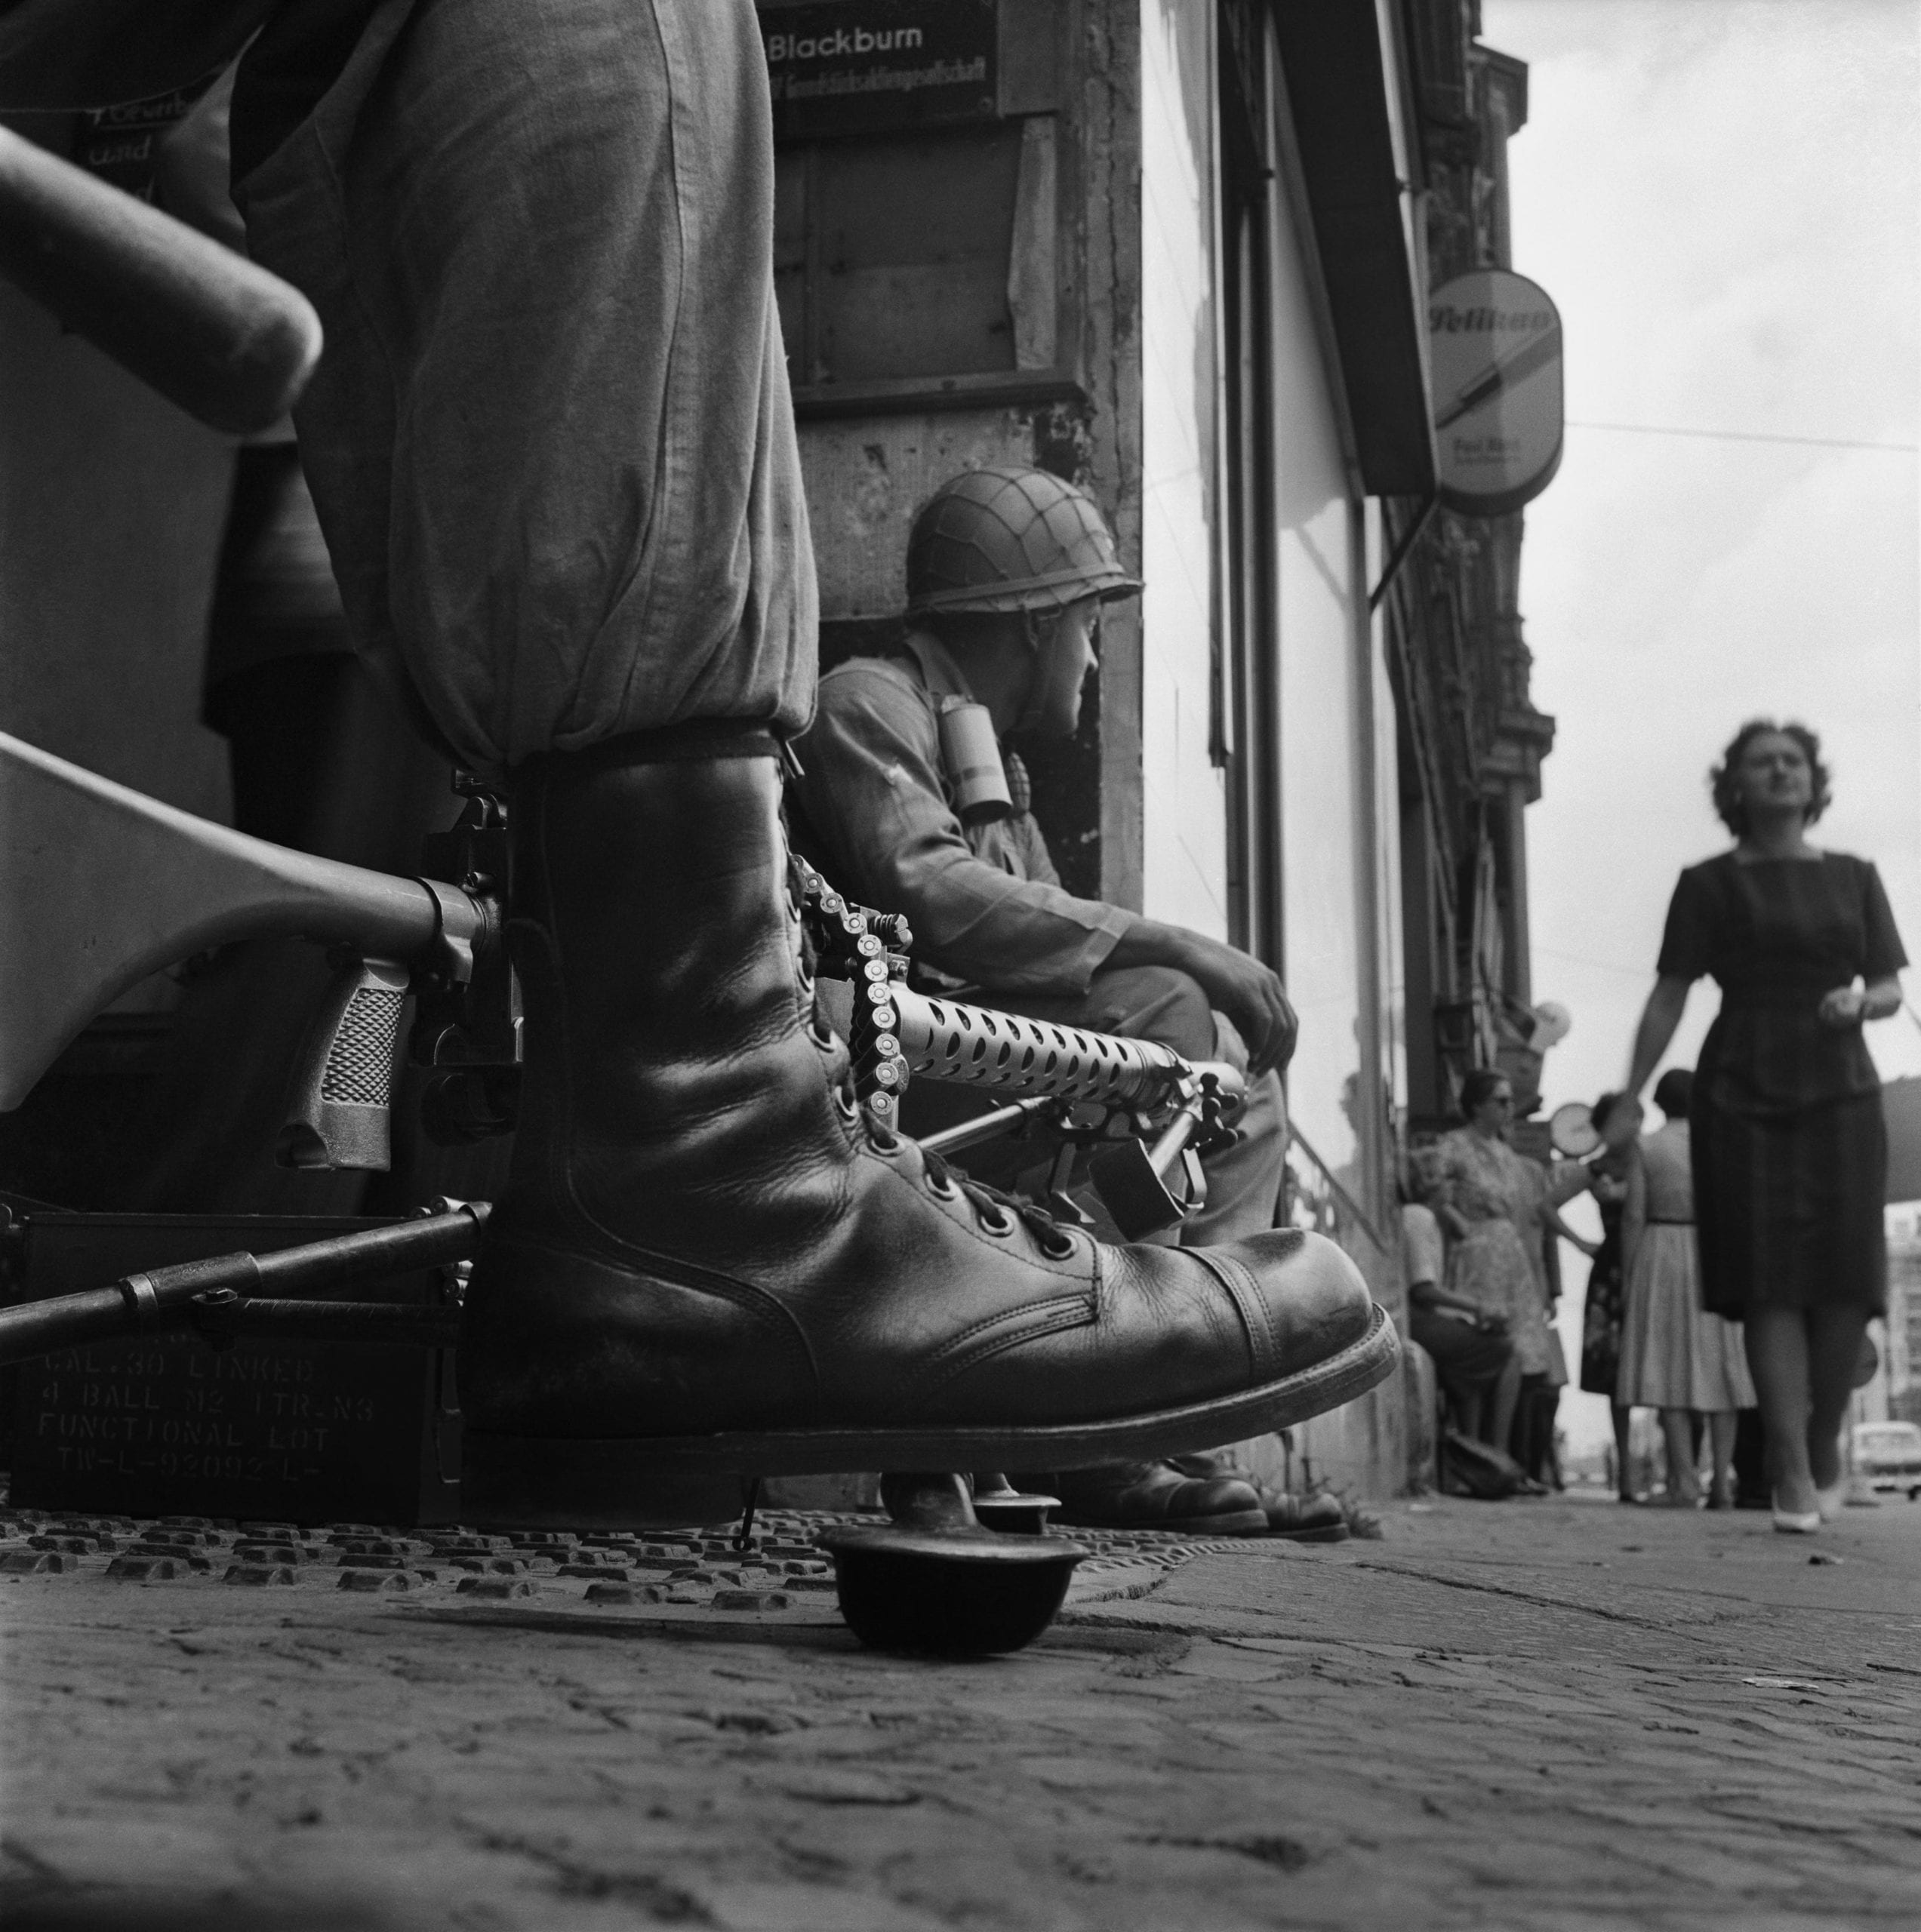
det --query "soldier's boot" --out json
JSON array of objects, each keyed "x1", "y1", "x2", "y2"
[
  {"x1": 1045, "y1": 1462, "x2": 1270, "y2": 1537},
  {"x1": 1168, "y1": 1452, "x2": 1353, "y2": 1542},
  {"x1": 458, "y1": 731, "x2": 1398, "y2": 1526}
]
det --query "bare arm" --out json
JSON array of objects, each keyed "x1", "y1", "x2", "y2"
[
  {"x1": 1818, "y1": 973, "x2": 1904, "y2": 1029},
  {"x1": 1543, "y1": 1198, "x2": 1598, "y2": 1259},
  {"x1": 1424, "y1": 1146, "x2": 1470, "y2": 1240},
  {"x1": 1625, "y1": 974, "x2": 1692, "y2": 1100},
  {"x1": 1409, "y1": 1280, "x2": 1509, "y2": 1330}
]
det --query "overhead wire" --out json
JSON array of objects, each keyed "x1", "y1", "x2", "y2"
[{"x1": 1564, "y1": 420, "x2": 1917, "y2": 454}]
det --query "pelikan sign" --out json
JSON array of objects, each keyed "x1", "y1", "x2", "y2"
[{"x1": 1428, "y1": 268, "x2": 1565, "y2": 517}]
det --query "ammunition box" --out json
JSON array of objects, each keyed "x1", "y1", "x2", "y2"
[{"x1": 5, "y1": 1214, "x2": 460, "y2": 1525}]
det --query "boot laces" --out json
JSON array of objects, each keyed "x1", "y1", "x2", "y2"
[{"x1": 919, "y1": 1148, "x2": 1077, "y2": 1259}]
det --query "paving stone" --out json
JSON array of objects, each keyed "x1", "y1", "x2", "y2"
[
  {"x1": 337, "y1": 1569, "x2": 418, "y2": 1592},
  {"x1": 102, "y1": 1555, "x2": 180, "y2": 1580},
  {"x1": 710, "y1": 1589, "x2": 791, "y2": 1611},
  {"x1": 0, "y1": 1550, "x2": 69, "y2": 1573},
  {"x1": 454, "y1": 1576, "x2": 534, "y2": 1599},
  {"x1": 223, "y1": 1564, "x2": 298, "y2": 1586},
  {"x1": 583, "y1": 1583, "x2": 664, "y2": 1605}
]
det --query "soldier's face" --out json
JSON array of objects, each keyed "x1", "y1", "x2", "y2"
[{"x1": 1030, "y1": 601, "x2": 1099, "y2": 738}]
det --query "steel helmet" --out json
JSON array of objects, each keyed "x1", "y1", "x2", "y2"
[{"x1": 904, "y1": 466, "x2": 1142, "y2": 616}]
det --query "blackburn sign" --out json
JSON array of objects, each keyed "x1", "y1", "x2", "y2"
[{"x1": 760, "y1": 1, "x2": 998, "y2": 142}]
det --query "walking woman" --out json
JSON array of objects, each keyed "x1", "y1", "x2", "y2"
[
  {"x1": 1623, "y1": 721, "x2": 1906, "y2": 1532},
  {"x1": 1615, "y1": 1070, "x2": 1756, "y2": 1506}
]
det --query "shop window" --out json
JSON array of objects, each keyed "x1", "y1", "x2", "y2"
[
  {"x1": 772, "y1": 115, "x2": 1074, "y2": 414},
  {"x1": 776, "y1": 122, "x2": 1024, "y2": 387},
  {"x1": 759, "y1": 0, "x2": 1074, "y2": 414}
]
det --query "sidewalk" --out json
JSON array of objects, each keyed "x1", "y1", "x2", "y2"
[{"x1": 5, "y1": 1491, "x2": 1919, "y2": 1930}]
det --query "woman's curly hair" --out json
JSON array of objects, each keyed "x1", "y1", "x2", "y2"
[{"x1": 1710, "y1": 718, "x2": 1830, "y2": 836}]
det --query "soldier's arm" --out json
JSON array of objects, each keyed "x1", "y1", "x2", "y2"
[{"x1": 793, "y1": 663, "x2": 1130, "y2": 995}]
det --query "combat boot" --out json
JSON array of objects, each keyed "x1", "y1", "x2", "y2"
[
  {"x1": 1046, "y1": 1462, "x2": 1270, "y2": 1537},
  {"x1": 458, "y1": 730, "x2": 1396, "y2": 1526}
]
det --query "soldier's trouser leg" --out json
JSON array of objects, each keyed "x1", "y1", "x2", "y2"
[{"x1": 232, "y1": 0, "x2": 816, "y2": 776}]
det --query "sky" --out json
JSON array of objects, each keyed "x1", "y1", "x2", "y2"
[{"x1": 1477, "y1": 0, "x2": 1921, "y2": 1451}]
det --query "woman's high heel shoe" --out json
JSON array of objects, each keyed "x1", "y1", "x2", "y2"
[{"x1": 1772, "y1": 1491, "x2": 1821, "y2": 1534}]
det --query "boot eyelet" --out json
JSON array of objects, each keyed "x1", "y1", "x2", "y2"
[
  {"x1": 976, "y1": 1203, "x2": 1017, "y2": 1238},
  {"x1": 1039, "y1": 1229, "x2": 1078, "y2": 1261},
  {"x1": 833, "y1": 1089, "x2": 860, "y2": 1128},
  {"x1": 926, "y1": 1171, "x2": 959, "y2": 1202},
  {"x1": 868, "y1": 1122, "x2": 901, "y2": 1153}
]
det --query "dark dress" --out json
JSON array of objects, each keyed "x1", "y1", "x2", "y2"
[
  {"x1": 1578, "y1": 1192, "x2": 1624, "y2": 1396},
  {"x1": 1657, "y1": 852, "x2": 1907, "y2": 1318}
]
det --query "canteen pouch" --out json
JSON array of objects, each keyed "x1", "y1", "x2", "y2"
[{"x1": 937, "y1": 699, "x2": 1013, "y2": 826}]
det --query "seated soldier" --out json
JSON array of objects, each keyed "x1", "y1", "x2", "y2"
[{"x1": 793, "y1": 465, "x2": 1346, "y2": 1541}]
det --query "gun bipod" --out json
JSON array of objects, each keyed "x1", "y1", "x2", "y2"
[{"x1": 815, "y1": 1472, "x2": 1085, "y2": 1656}]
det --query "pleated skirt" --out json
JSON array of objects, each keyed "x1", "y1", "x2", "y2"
[{"x1": 1616, "y1": 1225, "x2": 1756, "y2": 1411}]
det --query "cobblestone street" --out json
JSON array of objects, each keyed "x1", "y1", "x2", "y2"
[{"x1": 4, "y1": 1491, "x2": 1919, "y2": 1930}]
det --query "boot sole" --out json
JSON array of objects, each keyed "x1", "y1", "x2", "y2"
[
  {"x1": 1052, "y1": 1506, "x2": 1270, "y2": 1537},
  {"x1": 460, "y1": 1303, "x2": 1400, "y2": 1530}
]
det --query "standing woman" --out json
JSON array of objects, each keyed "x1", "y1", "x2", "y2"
[
  {"x1": 1623, "y1": 721, "x2": 1906, "y2": 1532},
  {"x1": 1615, "y1": 1069, "x2": 1756, "y2": 1506},
  {"x1": 1577, "y1": 1094, "x2": 1639, "y2": 1502},
  {"x1": 1433, "y1": 1069, "x2": 1594, "y2": 1472}
]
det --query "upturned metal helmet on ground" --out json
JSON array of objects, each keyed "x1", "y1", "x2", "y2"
[{"x1": 905, "y1": 466, "x2": 1142, "y2": 616}]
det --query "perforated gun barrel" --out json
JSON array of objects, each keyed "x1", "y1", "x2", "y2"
[{"x1": 885, "y1": 986, "x2": 1194, "y2": 1109}]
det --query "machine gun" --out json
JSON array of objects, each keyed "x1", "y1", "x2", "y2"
[
  {"x1": 0, "y1": 734, "x2": 1237, "y2": 1227},
  {"x1": 792, "y1": 857, "x2": 1245, "y2": 1242},
  {"x1": 0, "y1": 732, "x2": 521, "y2": 1173}
]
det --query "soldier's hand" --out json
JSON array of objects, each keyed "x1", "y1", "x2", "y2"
[{"x1": 1173, "y1": 934, "x2": 1298, "y2": 1076}]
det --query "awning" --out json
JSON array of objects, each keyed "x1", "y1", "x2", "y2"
[{"x1": 1271, "y1": 0, "x2": 1437, "y2": 497}]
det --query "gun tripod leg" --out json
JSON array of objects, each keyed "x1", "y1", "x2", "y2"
[{"x1": 815, "y1": 1472, "x2": 1087, "y2": 1656}]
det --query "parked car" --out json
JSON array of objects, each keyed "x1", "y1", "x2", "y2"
[{"x1": 1852, "y1": 1421, "x2": 1921, "y2": 1500}]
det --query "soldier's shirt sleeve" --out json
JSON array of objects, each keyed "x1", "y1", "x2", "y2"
[{"x1": 794, "y1": 661, "x2": 1134, "y2": 994}]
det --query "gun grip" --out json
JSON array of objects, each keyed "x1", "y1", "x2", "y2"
[
  {"x1": 1088, "y1": 1137, "x2": 1188, "y2": 1241},
  {"x1": 276, "y1": 957, "x2": 410, "y2": 1171}
]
